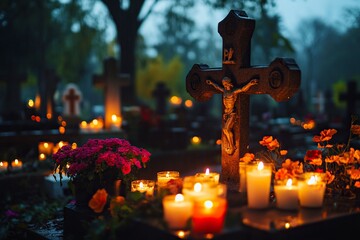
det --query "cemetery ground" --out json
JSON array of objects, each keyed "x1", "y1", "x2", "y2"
[{"x1": 0, "y1": 117, "x2": 320, "y2": 240}]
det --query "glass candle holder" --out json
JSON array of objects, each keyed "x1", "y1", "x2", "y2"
[
  {"x1": 246, "y1": 161, "x2": 272, "y2": 209},
  {"x1": 157, "y1": 171, "x2": 180, "y2": 189},
  {"x1": 182, "y1": 176, "x2": 218, "y2": 201},
  {"x1": 0, "y1": 161, "x2": 8, "y2": 173},
  {"x1": 298, "y1": 172, "x2": 326, "y2": 208},
  {"x1": 194, "y1": 168, "x2": 220, "y2": 184},
  {"x1": 162, "y1": 193, "x2": 194, "y2": 230},
  {"x1": 131, "y1": 179, "x2": 155, "y2": 197},
  {"x1": 274, "y1": 178, "x2": 299, "y2": 210}
]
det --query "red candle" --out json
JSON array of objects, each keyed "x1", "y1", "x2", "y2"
[{"x1": 192, "y1": 197, "x2": 227, "y2": 234}]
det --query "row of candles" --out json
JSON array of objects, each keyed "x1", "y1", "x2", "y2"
[
  {"x1": 0, "y1": 141, "x2": 71, "y2": 172},
  {"x1": 129, "y1": 162, "x2": 327, "y2": 235},
  {"x1": 240, "y1": 161, "x2": 326, "y2": 210},
  {"x1": 130, "y1": 169, "x2": 226, "y2": 236}
]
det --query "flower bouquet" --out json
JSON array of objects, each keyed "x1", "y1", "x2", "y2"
[
  {"x1": 241, "y1": 115, "x2": 360, "y2": 199},
  {"x1": 52, "y1": 138, "x2": 151, "y2": 204}
]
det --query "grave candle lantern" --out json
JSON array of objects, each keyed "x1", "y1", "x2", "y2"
[
  {"x1": 11, "y1": 159, "x2": 23, "y2": 171},
  {"x1": 157, "y1": 171, "x2": 180, "y2": 189},
  {"x1": 239, "y1": 161, "x2": 247, "y2": 193},
  {"x1": 192, "y1": 197, "x2": 227, "y2": 235},
  {"x1": 182, "y1": 176, "x2": 218, "y2": 200},
  {"x1": 274, "y1": 178, "x2": 299, "y2": 210},
  {"x1": 162, "y1": 193, "x2": 193, "y2": 230},
  {"x1": 131, "y1": 179, "x2": 155, "y2": 197},
  {"x1": 38, "y1": 142, "x2": 54, "y2": 156},
  {"x1": 246, "y1": 161, "x2": 272, "y2": 209},
  {"x1": 298, "y1": 173, "x2": 326, "y2": 208},
  {"x1": 0, "y1": 161, "x2": 8, "y2": 172},
  {"x1": 111, "y1": 114, "x2": 122, "y2": 130},
  {"x1": 195, "y1": 168, "x2": 220, "y2": 184}
]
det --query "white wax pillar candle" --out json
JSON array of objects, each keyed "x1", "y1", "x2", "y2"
[
  {"x1": 163, "y1": 193, "x2": 194, "y2": 230},
  {"x1": 298, "y1": 173, "x2": 326, "y2": 208},
  {"x1": 274, "y1": 178, "x2": 299, "y2": 210},
  {"x1": 246, "y1": 161, "x2": 272, "y2": 209},
  {"x1": 195, "y1": 168, "x2": 220, "y2": 184},
  {"x1": 0, "y1": 161, "x2": 8, "y2": 172},
  {"x1": 157, "y1": 171, "x2": 180, "y2": 189},
  {"x1": 239, "y1": 162, "x2": 247, "y2": 193}
]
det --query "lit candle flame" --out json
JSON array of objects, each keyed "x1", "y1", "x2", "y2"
[
  {"x1": 307, "y1": 175, "x2": 317, "y2": 185},
  {"x1": 286, "y1": 179, "x2": 293, "y2": 187},
  {"x1": 139, "y1": 181, "x2": 144, "y2": 190},
  {"x1": 205, "y1": 168, "x2": 210, "y2": 175},
  {"x1": 194, "y1": 182, "x2": 202, "y2": 192},
  {"x1": 258, "y1": 161, "x2": 264, "y2": 171},
  {"x1": 166, "y1": 171, "x2": 170, "y2": 178},
  {"x1": 175, "y1": 193, "x2": 184, "y2": 202},
  {"x1": 204, "y1": 200, "x2": 213, "y2": 209}
]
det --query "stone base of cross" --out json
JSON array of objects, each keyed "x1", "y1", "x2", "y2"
[{"x1": 186, "y1": 10, "x2": 301, "y2": 191}]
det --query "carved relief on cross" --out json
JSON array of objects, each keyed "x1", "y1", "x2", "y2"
[
  {"x1": 93, "y1": 57, "x2": 130, "y2": 130},
  {"x1": 186, "y1": 10, "x2": 301, "y2": 190}
]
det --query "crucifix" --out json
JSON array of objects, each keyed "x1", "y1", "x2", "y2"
[
  {"x1": 93, "y1": 57, "x2": 130, "y2": 130},
  {"x1": 186, "y1": 10, "x2": 301, "y2": 190}
]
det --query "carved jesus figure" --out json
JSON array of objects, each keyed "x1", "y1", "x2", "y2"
[{"x1": 206, "y1": 77, "x2": 258, "y2": 155}]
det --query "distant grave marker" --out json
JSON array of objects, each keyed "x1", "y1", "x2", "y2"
[
  {"x1": 62, "y1": 83, "x2": 82, "y2": 117},
  {"x1": 93, "y1": 57, "x2": 129, "y2": 130}
]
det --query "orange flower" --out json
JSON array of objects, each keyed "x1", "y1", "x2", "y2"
[
  {"x1": 240, "y1": 153, "x2": 255, "y2": 163},
  {"x1": 259, "y1": 136, "x2": 280, "y2": 151},
  {"x1": 313, "y1": 129, "x2": 337, "y2": 143},
  {"x1": 304, "y1": 150, "x2": 322, "y2": 166},
  {"x1": 109, "y1": 196, "x2": 125, "y2": 216},
  {"x1": 351, "y1": 124, "x2": 360, "y2": 135},
  {"x1": 89, "y1": 188, "x2": 108, "y2": 213}
]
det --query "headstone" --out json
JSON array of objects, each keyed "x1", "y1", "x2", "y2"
[
  {"x1": 152, "y1": 82, "x2": 170, "y2": 116},
  {"x1": 339, "y1": 80, "x2": 360, "y2": 127},
  {"x1": 0, "y1": 73, "x2": 26, "y2": 120},
  {"x1": 62, "y1": 83, "x2": 82, "y2": 117},
  {"x1": 185, "y1": 10, "x2": 301, "y2": 190},
  {"x1": 93, "y1": 57, "x2": 130, "y2": 130}
]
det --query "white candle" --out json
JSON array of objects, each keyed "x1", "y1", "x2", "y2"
[
  {"x1": 274, "y1": 178, "x2": 299, "y2": 210},
  {"x1": 195, "y1": 168, "x2": 220, "y2": 184},
  {"x1": 157, "y1": 171, "x2": 180, "y2": 189},
  {"x1": 11, "y1": 159, "x2": 23, "y2": 171},
  {"x1": 246, "y1": 161, "x2": 272, "y2": 209},
  {"x1": 298, "y1": 173, "x2": 326, "y2": 208},
  {"x1": 0, "y1": 161, "x2": 8, "y2": 172},
  {"x1": 162, "y1": 193, "x2": 194, "y2": 230}
]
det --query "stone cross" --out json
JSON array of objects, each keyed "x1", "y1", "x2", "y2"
[
  {"x1": 339, "y1": 80, "x2": 360, "y2": 127},
  {"x1": 152, "y1": 82, "x2": 170, "y2": 116},
  {"x1": 93, "y1": 57, "x2": 130, "y2": 130},
  {"x1": 186, "y1": 10, "x2": 301, "y2": 190},
  {"x1": 62, "y1": 83, "x2": 82, "y2": 116}
]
